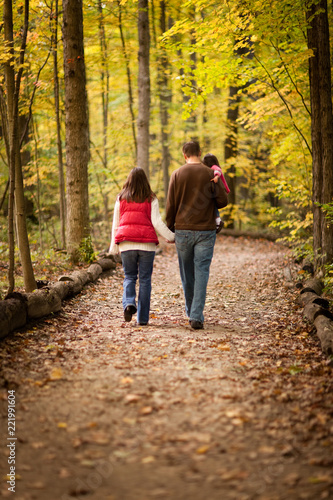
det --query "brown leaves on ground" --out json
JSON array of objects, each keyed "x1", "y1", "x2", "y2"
[{"x1": 0, "y1": 236, "x2": 332, "y2": 500}]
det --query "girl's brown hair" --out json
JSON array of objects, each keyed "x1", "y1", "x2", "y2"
[
  {"x1": 119, "y1": 167, "x2": 155, "y2": 203},
  {"x1": 202, "y1": 153, "x2": 220, "y2": 168}
]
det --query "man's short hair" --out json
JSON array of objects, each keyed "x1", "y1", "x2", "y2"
[{"x1": 182, "y1": 140, "x2": 201, "y2": 158}]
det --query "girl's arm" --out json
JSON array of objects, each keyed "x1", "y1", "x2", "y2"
[
  {"x1": 211, "y1": 164, "x2": 222, "y2": 178},
  {"x1": 211, "y1": 165, "x2": 230, "y2": 194},
  {"x1": 109, "y1": 198, "x2": 120, "y2": 254},
  {"x1": 151, "y1": 198, "x2": 175, "y2": 242}
]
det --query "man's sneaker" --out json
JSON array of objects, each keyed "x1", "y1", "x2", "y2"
[
  {"x1": 124, "y1": 305, "x2": 136, "y2": 322},
  {"x1": 216, "y1": 220, "x2": 224, "y2": 234},
  {"x1": 190, "y1": 320, "x2": 203, "y2": 330}
]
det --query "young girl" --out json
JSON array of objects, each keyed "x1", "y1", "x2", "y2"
[
  {"x1": 202, "y1": 153, "x2": 230, "y2": 233},
  {"x1": 109, "y1": 167, "x2": 175, "y2": 325}
]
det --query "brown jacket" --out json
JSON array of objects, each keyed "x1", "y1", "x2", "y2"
[{"x1": 166, "y1": 162, "x2": 228, "y2": 232}]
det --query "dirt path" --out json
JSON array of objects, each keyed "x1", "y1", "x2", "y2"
[{"x1": 1, "y1": 236, "x2": 332, "y2": 500}]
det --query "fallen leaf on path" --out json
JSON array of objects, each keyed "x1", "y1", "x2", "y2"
[
  {"x1": 71, "y1": 438, "x2": 83, "y2": 448},
  {"x1": 86, "y1": 421, "x2": 98, "y2": 428},
  {"x1": 308, "y1": 475, "x2": 332, "y2": 484},
  {"x1": 49, "y1": 367, "x2": 63, "y2": 380},
  {"x1": 171, "y1": 432, "x2": 211, "y2": 443},
  {"x1": 31, "y1": 442, "x2": 46, "y2": 449},
  {"x1": 87, "y1": 431, "x2": 110, "y2": 445},
  {"x1": 57, "y1": 422, "x2": 67, "y2": 429},
  {"x1": 69, "y1": 485, "x2": 91, "y2": 496},
  {"x1": 140, "y1": 406, "x2": 153, "y2": 415},
  {"x1": 121, "y1": 377, "x2": 134, "y2": 385},
  {"x1": 142, "y1": 456, "x2": 155, "y2": 463},
  {"x1": 27, "y1": 482, "x2": 46, "y2": 489},
  {"x1": 283, "y1": 472, "x2": 300, "y2": 486},
  {"x1": 80, "y1": 459, "x2": 95, "y2": 468},
  {"x1": 219, "y1": 469, "x2": 249, "y2": 481},
  {"x1": 149, "y1": 488, "x2": 169, "y2": 498},
  {"x1": 59, "y1": 468, "x2": 71, "y2": 478},
  {"x1": 124, "y1": 394, "x2": 141, "y2": 403},
  {"x1": 258, "y1": 446, "x2": 275, "y2": 454},
  {"x1": 196, "y1": 445, "x2": 210, "y2": 454},
  {"x1": 123, "y1": 417, "x2": 137, "y2": 425},
  {"x1": 217, "y1": 344, "x2": 230, "y2": 351}
]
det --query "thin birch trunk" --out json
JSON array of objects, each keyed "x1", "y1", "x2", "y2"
[
  {"x1": 52, "y1": 0, "x2": 66, "y2": 249},
  {"x1": 3, "y1": 0, "x2": 16, "y2": 293},
  {"x1": 137, "y1": 0, "x2": 150, "y2": 177},
  {"x1": 97, "y1": 0, "x2": 110, "y2": 221},
  {"x1": 118, "y1": 1, "x2": 137, "y2": 157},
  {"x1": 157, "y1": 0, "x2": 171, "y2": 202}
]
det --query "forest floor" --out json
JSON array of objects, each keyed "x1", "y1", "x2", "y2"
[{"x1": 0, "y1": 236, "x2": 333, "y2": 500}]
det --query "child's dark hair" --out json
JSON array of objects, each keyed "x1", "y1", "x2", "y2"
[
  {"x1": 202, "y1": 153, "x2": 220, "y2": 168},
  {"x1": 182, "y1": 140, "x2": 201, "y2": 158},
  {"x1": 119, "y1": 167, "x2": 155, "y2": 203}
]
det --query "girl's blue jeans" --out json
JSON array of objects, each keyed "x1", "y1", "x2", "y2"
[{"x1": 120, "y1": 250, "x2": 155, "y2": 324}]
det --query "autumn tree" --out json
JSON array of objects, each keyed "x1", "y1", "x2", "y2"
[
  {"x1": 2, "y1": 0, "x2": 37, "y2": 292},
  {"x1": 52, "y1": 0, "x2": 66, "y2": 249},
  {"x1": 117, "y1": 0, "x2": 137, "y2": 156},
  {"x1": 157, "y1": 0, "x2": 171, "y2": 200},
  {"x1": 137, "y1": 0, "x2": 150, "y2": 177},
  {"x1": 62, "y1": 0, "x2": 90, "y2": 261},
  {"x1": 306, "y1": 0, "x2": 333, "y2": 268}
]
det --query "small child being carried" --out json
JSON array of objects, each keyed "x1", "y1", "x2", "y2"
[{"x1": 202, "y1": 153, "x2": 230, "y2": 233}]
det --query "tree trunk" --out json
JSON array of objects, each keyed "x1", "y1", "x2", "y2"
[
  {"x1": 137, "y1": 0, "x2": 150, "y2": 177},
  {"x1": 307, "y1": 0, "x2": 333, "y2": 268},
  {"x1": 158, "y1": 0, "x2": 171, "y2": 203},
  {"x1": 3, "y1": 0, "x2": 16, "y2": 293},
  {"x1": 4, "y1": 0, "x2": 37, "y2": 293},
  {"x1": 0, "y1": 180, "x2": 9, "y2": 212},
  {"x1": 202, "y1": 99, "x2": 211, "y2": 152},
  {"x1": 33, "y1": 118, "x2": 43, "y2": 250},
  {"x1": 118, "y1": 1, "x2": 137, "y2": 157},
  {"x1": 224, "y1": 34, "x2": 254, "y2": 229},
  {"x1": 224, "y1": 85, "x2": 240, "y2": 209},
  {"x1": 97, "y1": 0, "x2": 110, "y2": 221},
  {"x1": 181, "y1": 11, "x2": 197, "y2": 139},
  {"x1": 53, "y1": 0, "x2": 66, "y2": 249},
  {"x1": 62, "y1": 0, "x2": 90, "y2": 262},
  {"x1": 15, "y1": 132, "x2": 37, "y2": 292},
  {"x1": 186, "y1": 35, "x2": 197, "y2": 137}
]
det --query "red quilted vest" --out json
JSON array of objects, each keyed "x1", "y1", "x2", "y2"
[{"x1": 115, "y1": 199, "x2": 159, "y2": 245}]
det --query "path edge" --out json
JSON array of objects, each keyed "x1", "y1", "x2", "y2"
[
  {"x1": 0, "y1": 255, "x2": 117, "y2": 340},
  {"x1": 297, "y1": 278, "x2": 333, "y2": 355}
]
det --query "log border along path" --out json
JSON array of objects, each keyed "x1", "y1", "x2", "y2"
[{"x1": 0, "y1": 236, "x2": 332, "y2": 500}]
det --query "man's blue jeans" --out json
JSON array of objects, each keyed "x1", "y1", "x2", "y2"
[
  {"x1": 175, "y1": 230, "x2": 216, "y2": 324},
  {"x1": 120, "y1": 250, "x2": 155, "y2": 324}
]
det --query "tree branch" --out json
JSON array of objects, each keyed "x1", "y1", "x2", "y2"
[
  {"x1": 20, "y1": 49, "x2": 51, "y2": 148},
  {"x1": 253, "y1": 53, "x2": 312, "y2": 156},
  {"x1": 272, "y1": 41, "x2": 311, "y2": 117}
]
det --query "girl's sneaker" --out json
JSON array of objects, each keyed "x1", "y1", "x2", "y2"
[{"x1": 124, "y1": 305, "x2": 136, "y2": 322}]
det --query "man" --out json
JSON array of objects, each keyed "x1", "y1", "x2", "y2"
[{"x1": 166, "y1": 140, "x2": 228, "y2": 330}]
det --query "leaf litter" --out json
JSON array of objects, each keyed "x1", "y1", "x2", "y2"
[{"x1": 0, "y1": 236, "x2": 332, "y2": 500}]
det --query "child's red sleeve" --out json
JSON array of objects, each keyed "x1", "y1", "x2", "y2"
[{"x1": 212, "y1": 165, "x2": 230, "y2": 194}]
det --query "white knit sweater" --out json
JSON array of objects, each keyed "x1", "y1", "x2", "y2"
[{"x1": 109, "y1": 197, "x2": 175, "y2": 255}]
